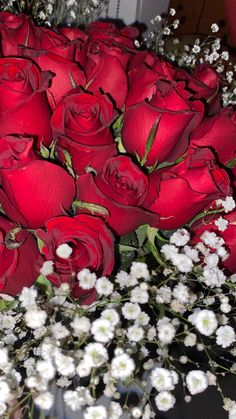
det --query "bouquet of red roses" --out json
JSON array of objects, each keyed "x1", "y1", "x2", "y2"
[
  {"x1": 0, "y1": 11, "x2": 235, "y2": 300},
  {"x1": 0, "y1": 10, "x2": 236, "y2": 419}
]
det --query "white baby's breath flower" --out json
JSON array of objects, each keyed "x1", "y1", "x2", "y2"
[
  {"x1": 217, "y1": 196, "x2": 235, "y2": 213},
  {"x1": 122, "y1": 302, "x2": 141, "y2": 320},
  {"x1": 183, "y1": 245, "x2": 200, "y2": 262},
  {"x1": 115, "y1": 271, "x2": 137, "y2": 289},
  {"x1": 25, "y1": 309, "x2": 47, "y2": 329},
  {"x1": 0, "y1": 348, "x2": 9, "y2": 370},
  {"x1": 84, "y1": 406, "x2": 107, "y2": 419},
  {"x1": 193, "y1": 309, "x2": 218, "y2": 336},
  {"x1": 184, "y1": 333, "x2": 197, "y2": 347},
  {"x1": 55, "y1": 352, "x2": 75, "y2": 376},
  {"x1": 40, "y1": 260, "x2": 54, "y2": 276},
  {"x1": 156, "y1": 286, "x2": 172, "y2": 304},
  {"x1": 101, "y1": 309, "x2": 120, "y2": 327},
  {"x1": 36, "y1": 360, "x2": 55, "y2": 381},
  {"x1": 211, "y1": 23, "x2": 219, "y2": 33},
  {"x1": 56, "y1": 243, "x2": 73, "y2": 259},
  {"x1": 161, "y1": 244, "x2": 178, "y2": 260},
  {"x1": 111, "y1": 353, "x2": 135, "y2": 380},
  {"x1": 171, "y1": 253, "x2": 193, "y2": 273},
  {"x1": 186, "y1": 370, "x2": 208, "y2": 395},
  {"x1": 71, "y1": 316, "x2": 91, "y2": 336},
  {"x1": 91, "y1": 318, "x2": 114, "y2": 343},
  {"x1": 214, "y1": 217, "x2": 228, "y2": 232},
  {"x1": 130, "y1": 262, "x2": 150, "y2": 280},
  {"x1": 63, "y1": 390, "x2": 82, "y2": 411},
  {"x1": 172, "y1": 283, "x2": 189, "y2": 304},
  {"x1": 170, "y1": 229, "x2": 190, "y2": 246},
  {"x1": 34, "y1": 392, "x2": 54, "y2": 410},
  {"x1": 150, "y1": 368, "x2": 177, "y2": 392},
  {"x1": 95, "y1": 277, "x2": 114, "y2": 296},
  {"x1": 19, "y1": 287, "x2": 37, "y2": 309},
  {"x1": 51, "y1": 322, "x2": 70, "y2": 340},
  {"x1": 76, "y1": 360, "x2": 91, "y2": 378},
  {"x1": 77, "y1": 269, "x2": 96, "y2": 290},
  {"x1": 130, "y1": 286, "x2": 149, "y2": 304},
  {"x1": 56, "y1": 376, "x2": 72, "y2": 388},
  {"x1": 84, "y1": 343, "x2": 108, "y2": 367},
  {"x1": 157, "y1": 321, "x2": 176, "y2": 344},
  {"x1": 127, "y1": 325, "x2": 144, "y2": 342},
  {"x1": 155, "y1": 391, "x2": 176, "y2": 412},
  {"x1": 229, "y1": 404, "x2": 236, "y2": 419},
  {"x1": 0, "y1": 381, "x2": 11, "y2": 403},
  {"x1": 135, "y1": 312, "x2": 150, "y2": 326},
  {"x1": 216, "y1": 325, "x2": 236, "y2": 348}
]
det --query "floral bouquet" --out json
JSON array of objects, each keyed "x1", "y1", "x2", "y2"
[{"x1": 0, "y1": 6, "x2": 235, "y2": 419}]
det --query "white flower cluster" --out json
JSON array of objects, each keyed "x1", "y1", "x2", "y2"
[{"x1": 0, "y1": 225, "x2": 235, "y2": 417}]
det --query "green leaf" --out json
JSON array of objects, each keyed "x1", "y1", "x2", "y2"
[
  {"x1": 135, "y1": 224, "x2": 148, "y2": 248},
  {"x1": 0, "y1": 299, "x2": 6, "y2": 311},
  {"x1": 147, "y1": 226, "x2": 165, "y2": 266},
  {"x1": 35, "y1": 274, "x2": 53, "y2": 297},
  {"x1": 140, "y1": 117, "x2": 161, "y2": 166},
  {"x1": 40, "y1": 143, "x2": 50, "y2": 159},
  {"x1": 118, "y1": 244, "x2": 138, "y2": 252},
  {"x1": 72, "y1": 200, "x2": 109, "y2": 216}
]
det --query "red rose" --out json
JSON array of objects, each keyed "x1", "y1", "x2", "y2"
[
  {"x1": 85, "y1": 52, "x2": 128, "y2": 110},
  {"x1": 190, "y1": 108, "x2": 236, "y2": 165},
  {"x1": 0, "y1": 11, "x2": 38, "y2": 55},
  {"x1": 191, "y1": 210, "x2": 236, "y2": 274},
  {"x1": 84, "y1": 21, "x2": 138, "y2": 68},
  {"x1": 127, "y1": 52, "x2": 175, "y2": 106},
  {"x1": 51, "y1": 89, "x2": 117, "y2": 174},
  {"x1": 21, "y1": 47, "x2": 86, "y2": 109},
  {"x1": 0, "y1": 137, "x2": 76, "y2": 228},
  {"x1": 0, "y1": 217, "x2": 42, "y2": 295},
  {"x1": 19, "y1": 26, "x2": 86, "y2": 109},
  {"x1": 122, "y1": 80, "x2": 204, "y2": 167},
  {"x1": 144, "y1": 147, "x2": 231, "y2": 230},
  {"x1": 0, "y1": 57, "x2": 52, "y2": 147},
  {"x1": 174, "y1": 63, "x2": 221, "y2": 113},
  {"x1": 76, "y1": 156, "x2": 158, "y2": 236},
  {"x1": 0, "y1": 135, "x2": 36, "y2": 168},
  {"x1": 36, "y1": 214, "x2": 115, "y2": 303}
]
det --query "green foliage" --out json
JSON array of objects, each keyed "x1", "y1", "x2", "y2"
[{"x1": 35, "y1": 274, "x2": 53, "y2": 297}]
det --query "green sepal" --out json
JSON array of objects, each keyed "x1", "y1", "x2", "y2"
[
  {"x1": 72, "y1": 200, "x2": 109, "y2": 216},
  {"x1": 140, "y1": 117, "x2": 160, "y2": 166},
  {"x1": 35, "y1": 274, "x2": 53, "y2": 297},
  {"x1": 63, "y1": 149, "x2": 76, "y2": 178},
  {"x1": 40, "y1": 142, "x2": 50, "y2": 159},
  {"x1": 37, "y1": 237, "x2": 45, "y2": 254}
]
